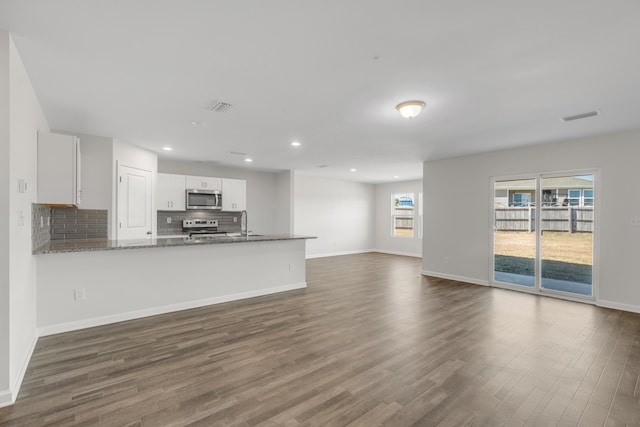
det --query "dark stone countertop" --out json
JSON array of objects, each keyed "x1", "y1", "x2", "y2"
[{"x1": 33, "y1": 234, "x2": 316, "y2": 255}]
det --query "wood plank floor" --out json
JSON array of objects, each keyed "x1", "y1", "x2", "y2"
[{"x1": 1, "y1": 253, "x2": 640, "y2": 426}]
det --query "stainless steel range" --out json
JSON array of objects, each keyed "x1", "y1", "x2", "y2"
[{"x1": 182, "y1": 219, "x2": 225, "y2": 236}]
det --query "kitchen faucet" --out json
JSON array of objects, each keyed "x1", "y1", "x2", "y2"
[{"x1": 240, "y1": 210, "x2": 248, "y2": 236}]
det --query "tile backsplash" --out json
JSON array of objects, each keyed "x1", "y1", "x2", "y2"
[
  {"x1": 157, "y1": 210, "x2": 242, "y2": 235},
  {"x1": 31, "y1": 204, "x2": 52, "y2": 249},
  {"x1": 50, "y1": 207, "x2": 108, "y2": 240},
  {"x1": 32, "y1": 205, "x2": 241, "y2": 247}
]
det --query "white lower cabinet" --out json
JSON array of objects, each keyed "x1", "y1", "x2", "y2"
[
  {"x1": 157, "y1": 173, "x2": 186, "y2": 211},
  {"x1": 222, "y1": 178, "x2": 246, "y2": 211}
]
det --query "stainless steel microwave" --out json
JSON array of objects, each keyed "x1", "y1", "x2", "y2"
[{"x1": 186, "y1": 189, "x2": 222, "y2": 210}]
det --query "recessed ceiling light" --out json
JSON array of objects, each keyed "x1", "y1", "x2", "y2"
[
  {"x1": 393, "y1": 175, "x2": 399, "y2": 178},
  {"x1": 350, "y1": 168, "x2": 357, "y2": 172},
  {"x1": 291, "y1": 141, "x2": 301, "y2": 147},
  {"x1": 162, "y1": 147, "x2": 173, "y2": 151},
  {"x1": 244, "y1": 158, "x2": 253, "y2": 163}
]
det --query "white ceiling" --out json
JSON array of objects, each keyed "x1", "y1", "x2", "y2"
[{"x1": 1, "y1": 1, "x2": 639, "y2": 183}]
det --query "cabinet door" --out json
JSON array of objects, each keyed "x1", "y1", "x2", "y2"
[
  {"x1": 222, "y1": 178, "x2": 246, "y2": 211},
  {"x1": 234, "y1": 179, "x2": 246, "y2": 211},
  {"x1": 157, "y1": 173, "x2": 186, "y2": 211},
  {"x1": 37, "y1": 131, "x2": 81, "y2": 206},
  {"x1": 185, "y1": 176, "x2": 206, "y2": 190},
  {"x1": 185, "y1": 175, "x2": 221, "y2": 191},
  {"x1": 204, "y1": 177, "x2": 222, "y2": 191}
]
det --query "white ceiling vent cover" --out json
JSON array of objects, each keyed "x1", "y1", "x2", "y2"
[
  {"x1": 208, "y1": 101, "x2": 233, "y2": 113},
  {"x1": 561, "y1": 110, "x2": 600, "y2": 122}
]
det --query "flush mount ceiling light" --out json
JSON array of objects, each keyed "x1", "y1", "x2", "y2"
[
  {"x1": 162, "y1": 146, "x2": 173, "y2": 151},
  {"x1": 396, "y1": 100, "x2": 426, "y2": 119},
  {"x1": 244, "y1": 158, "x2": 253, "y2": 163},
  {"x1": 291, "y1": 141, "x2": 301, "y2": 147},
  {"x1": 350, "y1": 168, "x2": 357, "y2": 172}
]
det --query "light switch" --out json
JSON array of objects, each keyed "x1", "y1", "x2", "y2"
[{"x1": 18, "y1": 179, "x2": 27, "y2": 193}]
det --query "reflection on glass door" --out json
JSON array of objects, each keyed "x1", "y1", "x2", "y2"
[
  {"x1": 540, "y1": 175, "x2": 594, "y2": 297},
  {"x1": 493, "y1": 178, "x2": 537, "y2": 287}
]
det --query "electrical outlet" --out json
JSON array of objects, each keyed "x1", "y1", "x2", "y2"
[
  {"x1": 289, "y1": 263, "x2": 293, "y2": 272},
  {"x1": 167, "y1": 217, "x2": 172, "y2": 224},
  {"x1": 631, "y1": 217, "x2": 640, "y2": 226},
  {"x1": 443, "y1": 256, "x2": 450, "y2": 264},
  {"x1": 40, "y1": 216, "x2": 44, "y2": 228},
  {"x1": 233, "y1": 217, "x2": 237, "y2": 223},
  {"x1": 47, "y1": 216, "x2": 50, "y2": 227}
]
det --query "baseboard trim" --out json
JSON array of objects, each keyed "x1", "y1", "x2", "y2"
[
  {"x1": 0, "y1": 390, "x2": 12, "y2": 408},
  {"x1": 306, "y1": 249, "x2": 373, "y2": 259},
  {"x1": 421, "y1": 270, "x2": 490, "y2": 287},
  {"x1": 596, "y1": 299, "x2": 640, "y2": 314},
  {"x1": 373, "y1": 249, "x2": 422, "y2": 258},
  {"x1": 39, "y1": 282, "x2": 307, "y2": 337},
  {"x1": 0, "y1": 333, "x2": 38, "y2": 408}
]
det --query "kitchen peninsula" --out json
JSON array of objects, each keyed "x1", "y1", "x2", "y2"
[{"x1": 35, "y1": 234, "x2": 315, "y2": 336}]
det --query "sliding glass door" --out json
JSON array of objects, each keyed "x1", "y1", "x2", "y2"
[
  {"x1": 540, "y1": 175, "x2": 594, "y2": 296},
  {"x1": 492, "y1": 173, "x2": 595, "y2": 298},
  {"x1": 493, "y1": 178, "x2": 537, "y2": 288}
]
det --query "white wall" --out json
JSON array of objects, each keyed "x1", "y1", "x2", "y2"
[
  {"x1": 375, "y1": 180, "x2": 423, "y2": 257},
  {"x1": 422, "y1": 129, "x2": 640, "y2": 312},
  {"x1": 0, "y1": 31, "x2": 49, "y2": 407},
  {"x1": 0, "y1": 30, "x2": 11, "y2": 407},
  {"x1": 293, "y1": 174, "x2": 375, "y2": 257},
  {"x1": 158, "y1": 159, "x2": 279, "y2": 234},
  {"x1": 275, "y1": 170, "x2": 293, "y2": 234},
  {"x1": 112, "y1": 139, "x2": 157, "y2": 239},
  {"x1": 37, "y1": 240, "x2": 307, "y2": 335}
]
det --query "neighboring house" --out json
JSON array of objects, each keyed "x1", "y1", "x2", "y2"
[{"x1": 494, "y1": 176, "x2": 594, "y2": 208}]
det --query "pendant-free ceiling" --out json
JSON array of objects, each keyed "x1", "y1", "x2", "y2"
[{"x1": 396, "y1": 100, "x2": 425, "y2": 119}]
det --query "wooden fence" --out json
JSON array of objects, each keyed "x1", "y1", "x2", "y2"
[{"x1": 494, "y1": 207, "x2": 593, "y2": 232}]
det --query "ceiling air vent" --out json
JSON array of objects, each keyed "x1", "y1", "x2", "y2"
[
  {"x1": 561, "y1": 110, "x2": 599, "y2": 122},
  {"x1": 208, "y1": 101, "x2": 233, "y2": 113}
]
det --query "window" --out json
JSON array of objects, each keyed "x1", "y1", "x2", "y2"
[
  {"x1": 568, "y1": 189, "x2": 581, "y2": 206},
  {"x1": 583, "y1": 189, "x2": 594, "y2": 206},
  {"x1": 418, "y1": 192, "x2": 423, "y2": 239},
  {"x1": 513, "y1": 193, "x2": 531, "y2": 207},
  {"x1": 392, "y1": 193, "x2": 414, "y2": 237}
]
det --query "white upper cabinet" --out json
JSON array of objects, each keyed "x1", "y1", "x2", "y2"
[
  {"x1": 157, "y1": 173, "x2": 186, "y2": 211},
  {"x1": 222, "y1": 178, "x2": 246, "y2": 212},
  {"x1": 185, "y1": 176, "x2": 221, "y2": 191},
  {"x1": 37, "y1": 131, "x2": 82, "y2": 206}
]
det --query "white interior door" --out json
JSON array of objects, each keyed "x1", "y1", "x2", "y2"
[{"x1": 117, "y1": 164, "x2": 152, "y2": 240}]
